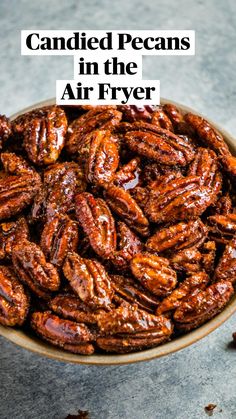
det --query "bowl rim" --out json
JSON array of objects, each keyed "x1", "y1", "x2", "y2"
[{"x1": 0, "y1": 97, "x2": 235, "y2": 366}]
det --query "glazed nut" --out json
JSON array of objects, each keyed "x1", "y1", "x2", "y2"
[
  {"x1": 130, "y1": 253, "x2": 177, "y2": 297},
  {"x1": 0, "y1": 266, "x2": 29, "y2": 326}
]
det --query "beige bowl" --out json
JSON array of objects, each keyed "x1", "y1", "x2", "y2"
[{"x1": 0, "y1": 98, "x2": 235, "y2": 365}]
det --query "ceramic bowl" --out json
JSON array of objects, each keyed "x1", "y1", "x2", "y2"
[{"x1": 0, "y1": 98, "x2": 235, "y2": 365}]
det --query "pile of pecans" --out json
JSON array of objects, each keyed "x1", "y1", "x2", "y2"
[{"x1": 0, "y1": 102, "x2": 236, "y2": 355}]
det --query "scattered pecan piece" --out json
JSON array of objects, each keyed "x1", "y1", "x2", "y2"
[
  {"x1": 12, "y1": 241, "x2": 60, "y2": 298},
  {"x1": 75, "y1": 192, "x2": 116, "y2": 259},
  {"x1": 0, "y1": 266, "x2": 29, "y2": 326},
  {"x1": 174, "y1": 281, "x2": 234, "y2": 331},
  {"x1": 40, "y1": 215, "x2": 79, "y2": 267},
  {"x1": 130, "y1": 253, "x2": 177, "y2": 297},
  {"x1": 31, "y1": 311, "x2": 95, "y2": 354},
  {"x1": 63, "y1": 252, "x2": 113, "y2": 309}
]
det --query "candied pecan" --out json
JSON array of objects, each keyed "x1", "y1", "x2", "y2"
[
  {"x1": 96, "y1": 304, "x2": 173, "y2": 353},
  {"x1": 208, "y1": 214, "x2": 236, "y2": 243},
  {"x1": 83, "y1": 129, "x2": 119, "y2": 186},
  {"x1": 215, "y1": 235, "x2": 236, "y2": 282},
  {"x1": 12, "y1": 241, "x2": 60, "y2": 298},
  {"x1": 188, "y1": 148, "x2": 220, "y2": 186},
  {"x1": 104, "y1": 185, "x2": 149, "y2": 236},
  {"x1": 184, "y1": 113, "x2": 231, "y2": 157},
  {"x1": 151, "y1": 108, "x2": 174, "y2": 131},
  {"x1": 221, "y1": 155, "x2": 236, "y2": 178},
  {"x1": 130, "y1": 253, "x2": 177, "y2": 297},
  {"x1": 50, "y1": 294, "x2": 100, "y2": 324},
  {"x1": 63, "y1": 252, "x2": 113, "y2": 309},
  {"x1": 211, "y1": 194, "x2": 232, "y2": 215},
  {"x1": 170, "y1": 247, "x2": 203, "y2": 274},
  {"x1": 0, "y1": 217, "x2": 29, "y2": 260},
  {"x1": 66, "y1": 108, "x2": 122, "y2": 156},
  {"x1": 113, "y1": 158, "x2": 140, "y2": 189},
  {"x1": 156, "y1": 271, "x2": 209, "y2": 315},
  {"x1": 0, "y1": 173, "x2": 41, "y2": 220},
  {"x1": 31, "y1": 311, "x2": 95, "y2": 354},
  {"x1": 1, "y1": 152, "x2": 38, "y2": 176},
  {"x1": 75, "y1": 192, "x2": 116, "y2": 259},
  {"x1": 0, "y1": 265, "x2": 29, "y2": 326},
  {"x1": 14, "y1": 105, "x2": 68, "y2": 165},
  {"x1": 162, "y1": 103, "x2": 194, "y2": 135},
  {"x1": 146, "y1": 219, "x2": 208, "y2": 254},
  {"x1": 129, "y1": 186, "x2": 149, "y2": 209},
  {"x1": 124, "y1": 128, "x2": 195, "y2": 166},
  {"x1": 144, "y1": 176, "x2": 214, "y2": 224},
  {"x1": 0, "y1": 115, "x2": 11, "y2": 146},
  {"x1": 201, "y1": 241, "x2": 216, "y2": 273},
  {"x1": 111, "y1": 274, "x2": 160, "y2": 312},
  {"x1": 174, "y1": 281, "x2": 234, "y2": 331},
  {"x1": 118, "y1": 105, "x2": 155, "y2": 122},
  {"x1": 111, "y1": 222, "x2": 142, "y2": 270},
  {"x1": 31, "y1": 162, "x2": 86, "y2": 222},
  {"x1": 40, "y1": 215, "x2": 79, "y2": 267}
]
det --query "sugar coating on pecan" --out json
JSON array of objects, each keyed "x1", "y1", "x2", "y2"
[
  {"x1": 0, "y1": 265, "x2": 29, "y2": 326},
  {"x1": 0, "y1": 102, "x2": 234, "y2": 356}
]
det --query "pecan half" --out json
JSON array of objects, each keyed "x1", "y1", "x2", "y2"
[
  {"x1": 111, "y1": 222, "x2": 142, "y2": 271},
  {"x1": 75, "y1": 192, "x2": 116, "y2": 259},
  {"x1": 12, "y1": 241, "x2": 60, "y2": 298},
  {"x1": 111, "y1": 274, "x2": 160, "y2": 312},
  {"x1": 144, "y1": 176, "x2": 214, "y2": 224},
  {"x1": 0, "y1": 173, "x2": 41, "y2": 220},
  {"x1": 162, "y1": 103, "x2": 194, "y2": 135},
  {"x1": 14, "y1": 106, "x2": 68, "y2": 165},
  {"x1": 124, "y1": 128, "x2": 195, "y2": 166},
  {"x1": 31, "y1": 162, "x2": 86, "y2": 222},
  {"x1": 31, "y1": 311, "x2": 95, "y2": 354},
  {"x1": 151, "y1": 108, "x2": 174, "y2": 131},
  {"x1": 0, "y1": 217, "x2": 29, "y2": 260},
  {"x1": 63, "y1": 252, "x2": 113, "y2": 309},
  {"x1": 174, "y1": 281, "x2": 234, "y2": 331},
  {"x1": 146, "y1": 219, "x2": 208, "y2": 254},
  {"x1": 1, "y1": 152, "x2": 38, "y2": 176},
  {"x1": 156, "y1": 271, "x2": 209, "y2": 315},
  {"x1": 130, "y1": 253, "x2": 177, "y2": 297},
  {"x1": 84, "y1": 129, "x2": 119, "y2": 186},
  {"x1": 50, "y1": 293, "x2": 100, "y2": 324},
  {"x1": 96, "y1": 304, "x2": 173, "y2": 353},
  {"x1": 66, "y1": 108, "x2": 122, "y2": 156},
  {"x1": 215, "y1": 236, "x2": 236, "y2": 282},
  {"x1": 0, "y1": 266, "x2": 29, "y2": 326},
  {"x1": 104, "y1": 185, "x2": 149, "y2": 236},
  {"x1": 208, "y1": 214, "x2": 236, "y2": 243},
  {"x1": 184, "y1": 113, "x2": 230, "y2": 157},
  {"x1": 40, "y1": 215, "x2": 79, "y2": 267},
  {"x1": 113, "y1": 158, "x2": 140, "y2": 189}
]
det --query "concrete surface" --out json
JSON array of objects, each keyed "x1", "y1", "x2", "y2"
[{"x1": 0, "y1": 1, "x2": 236, "y2": 418}]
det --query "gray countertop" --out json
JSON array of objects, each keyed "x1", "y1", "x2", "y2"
[{"x1": 1, "y1": 1, "x2": 236, "y2": 418}]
